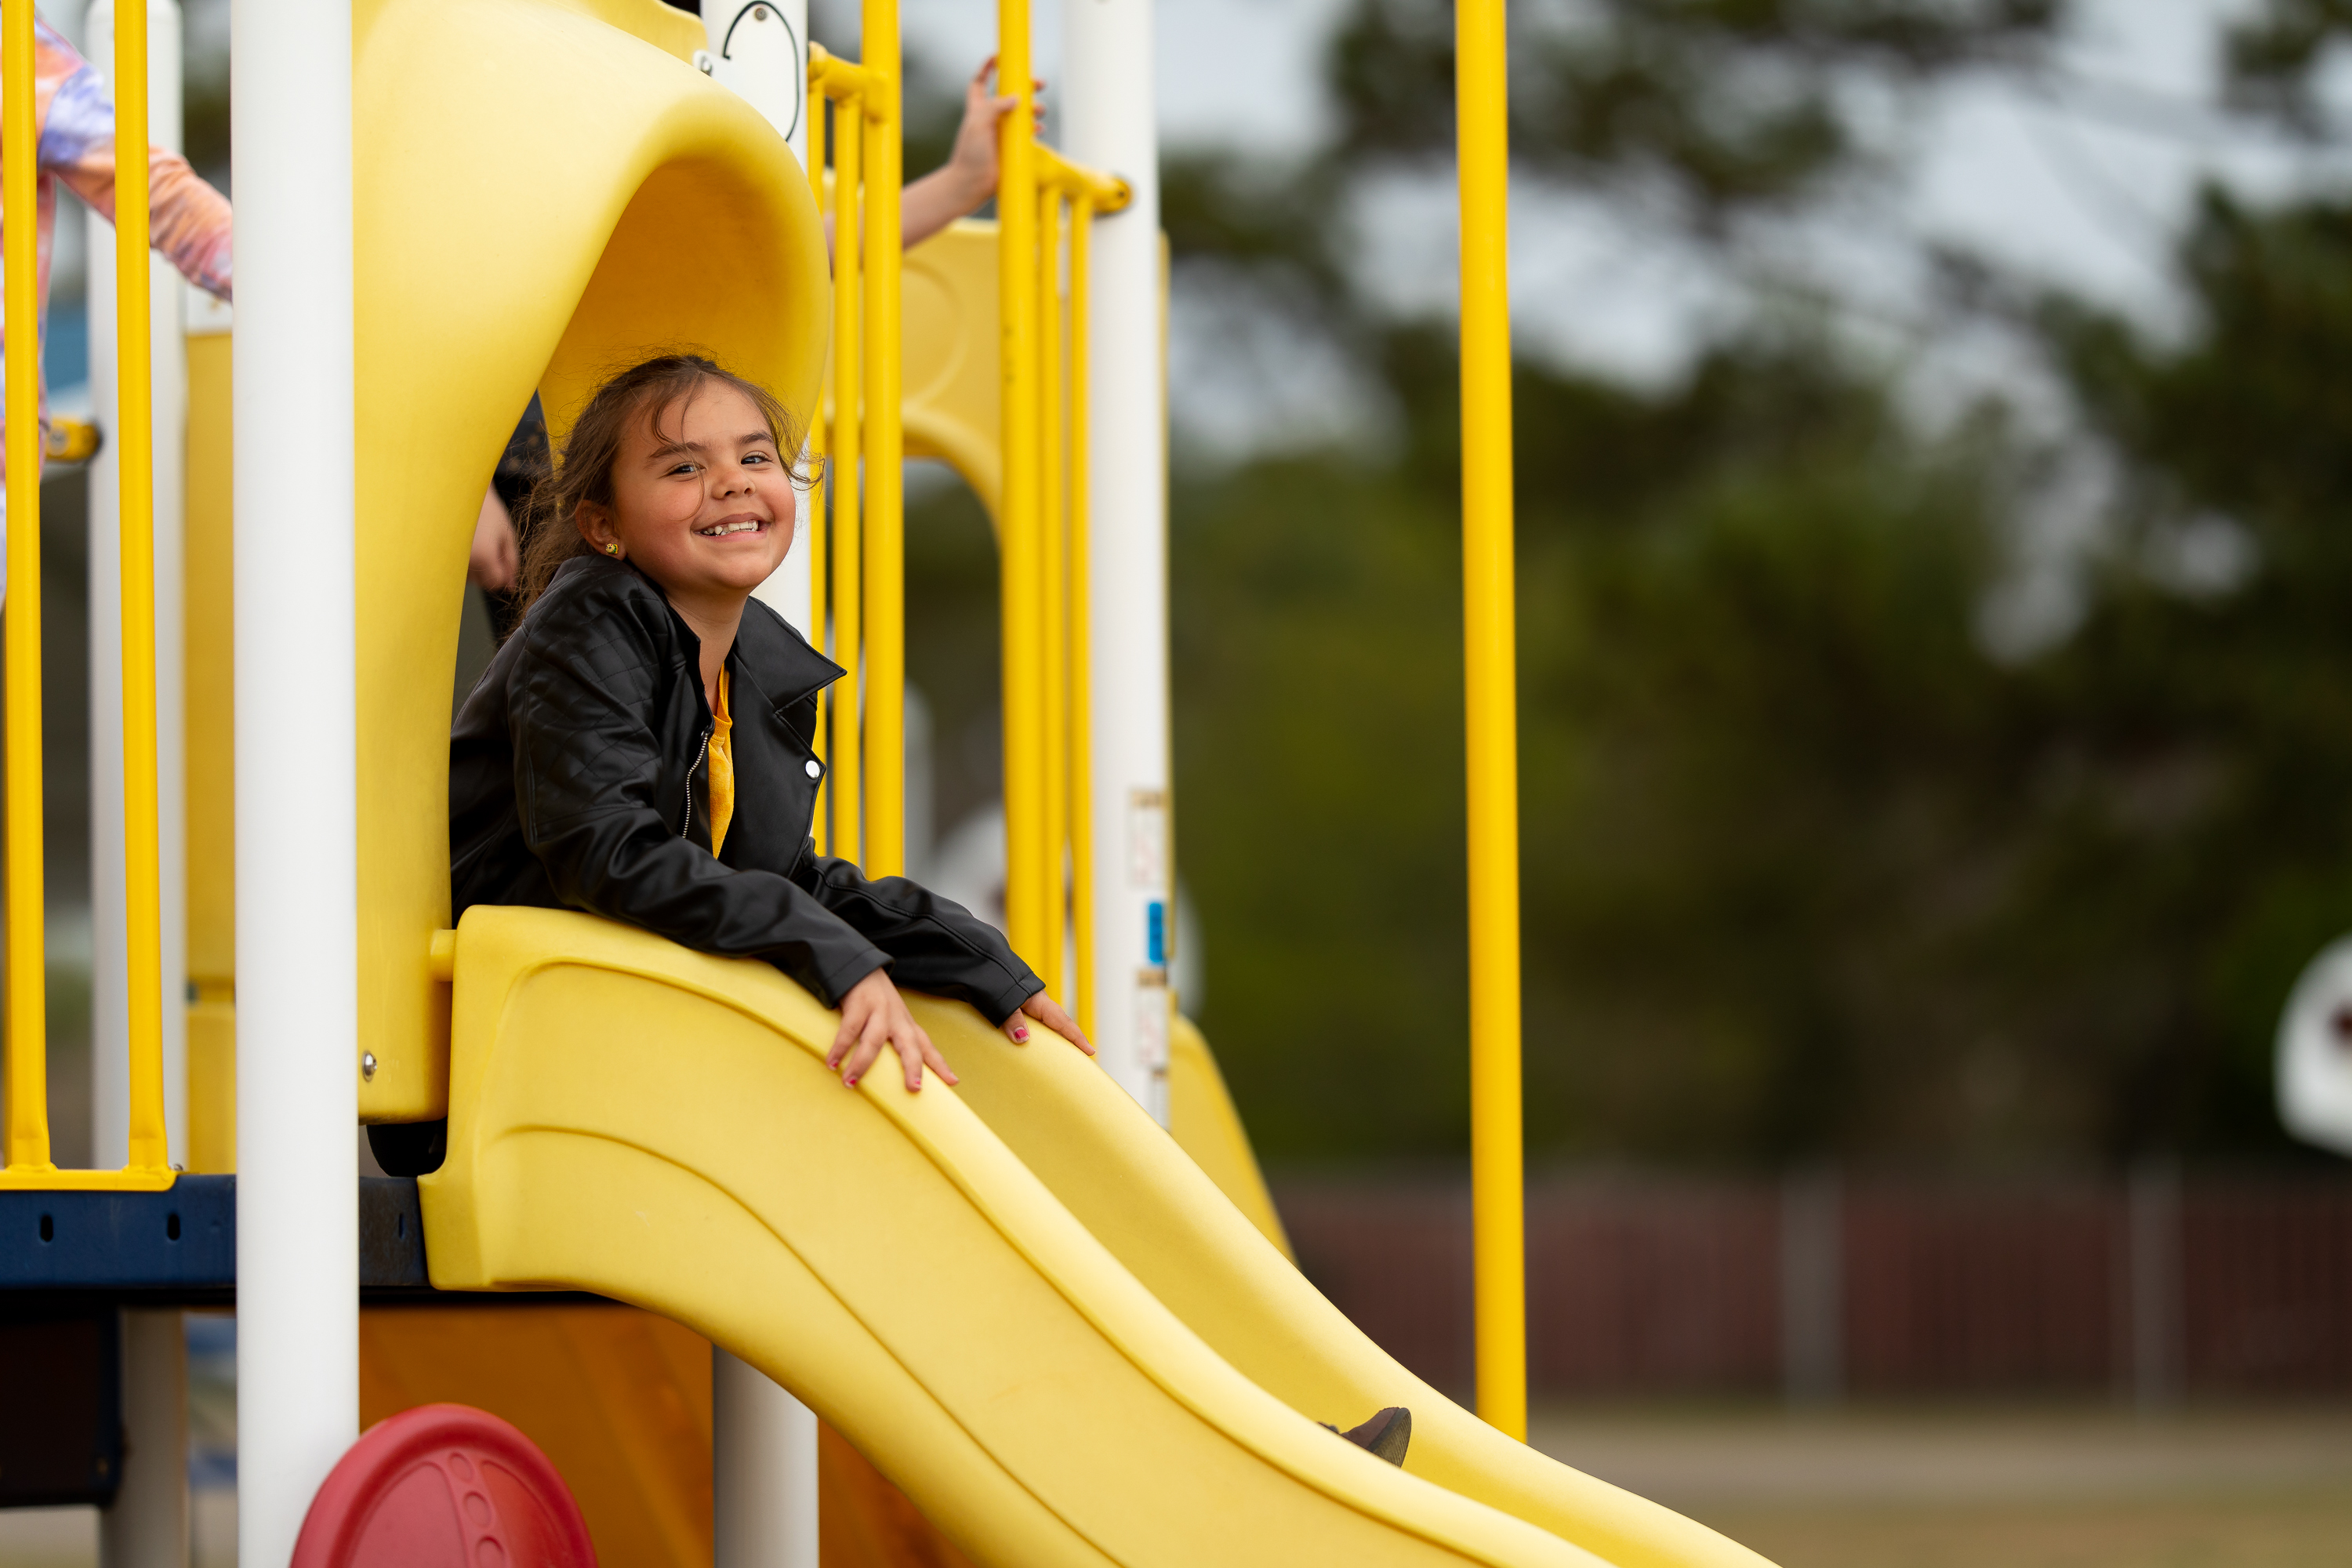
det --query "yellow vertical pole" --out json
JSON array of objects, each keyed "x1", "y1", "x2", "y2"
[
  {"x1": 997, "y1": 0, "x2": 1042, "y2": 967},
  {"x1": 1458, "y1": 0, "x2": 1525, "y2": 1441},
  {"x1": 808, "y1": 89, "x2": 832, "y2": 857},
  {"x1": 113, "y1": 0, "x2": 167, "y2": 1174},
  {"x1": 830, "y1": 99, "x2": 864, "y2": 865},
  {"x1": 1036, "y1": 187, "x2": 1065, "y2": 1001},
  {"x1": 860, "y1": 0, "x2": 905, "y2": 878},
  {"x1": 1067, "y1": 196, "x2": 1095, "y2": 1039},
  {"x1": 2, "y1": 0, "x2": 47, "y2": 1173}
]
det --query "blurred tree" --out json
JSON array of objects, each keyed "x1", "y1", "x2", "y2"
[
  {"x1": 1330, "y1": 0, "x2": 2059, "y2": 224},
  {"x1": 1165, "y1": 0, "x2": 2352, "y2": 1171},
  {"x1": 2224, "y1": 0, "x2": 2352, "y2": 130},
  {"x1": 572, "y1": 0, "x2": 2352, "y2": 1173}
]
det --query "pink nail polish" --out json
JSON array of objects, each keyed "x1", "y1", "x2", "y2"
[{"x1": 1014, "y1": 1026, "x2": 1029, "y2": 1041}]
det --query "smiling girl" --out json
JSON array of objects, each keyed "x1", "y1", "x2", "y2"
[{"x1": 448, "y1": 354, "x2": 1088, "y2": 1091}]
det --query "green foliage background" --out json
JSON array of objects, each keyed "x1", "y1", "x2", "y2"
[
  {"x1": 898, "y1": 2, "x2": 2352, "y2": 1173},
  {"x1": 161, "y1": 0, "x2": 2352, "y2": 1175}
]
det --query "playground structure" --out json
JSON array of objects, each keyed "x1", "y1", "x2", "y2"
[{"x1": 0, "y1": 0, "x2": 1777, "y2": 1564}]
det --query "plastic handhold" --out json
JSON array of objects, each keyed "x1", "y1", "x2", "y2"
[{"x1": 290, "y1": 1403, "x2": 597, "y2": 1568}]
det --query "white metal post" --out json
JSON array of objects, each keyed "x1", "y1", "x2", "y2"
[
  {"x1": 700, "y1": 8, "x2": 825, "y2": 1563},
  {"x1": 230, "y1": 0, "x2": 359, "y2": 1555},
  {"x1": 714, "y1": 1345, "x2": 820, "y2": 1568},
  {"x1": 713, "y1": 0, "x2": 818, "y2": 644},
  {"x1": 102, "y1": 1310, "x2": 190, "y2": 1568},
  {"x1": 88, "y1": 0, "x2": 189, "y2": 1178},
  {"x1": 1065, "y1": 0, "x2": 1170, "y2": 1123}
]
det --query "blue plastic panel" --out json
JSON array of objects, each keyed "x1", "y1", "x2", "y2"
[{"x1": 0, "y1": 1177, "x2": 234, "y2": 1292}]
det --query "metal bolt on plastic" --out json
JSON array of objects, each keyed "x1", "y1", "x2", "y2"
[{"x1": 361, "y1": 1051, "x2": 378, "y2": 1080}]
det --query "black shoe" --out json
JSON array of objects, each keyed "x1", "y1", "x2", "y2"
[{"x1": 1323, "y1": 1406, "x2": 1411, "y2": 1466}]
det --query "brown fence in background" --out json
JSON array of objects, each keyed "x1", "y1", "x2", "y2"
[{"x1": 1271, "y1": 1171, "x2": 2352, "y2": 1400}]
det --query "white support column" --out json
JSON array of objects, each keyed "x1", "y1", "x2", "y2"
[
  {"x1": 710, "y1": 0, "x2": 818, "y2": 643},
  {"x1": 88, "y1": 0, "x2": 190, "y2": 1176},
  {"x1": 102, "y1": 1311, "x2": 190, "y2": 1568},
  {"x1": 699, "y1": 11, "x2": 825, "y2": 1562},
  {"x1": 714, "y1": 1348, "x2": 820, "y2": 1568},
  {"x1": 231, "y1": 0, "x2": 359, "y2": 1556},
  {"x1": 1066, "y1": 0, "x2": 1171, "y2": 1123}
]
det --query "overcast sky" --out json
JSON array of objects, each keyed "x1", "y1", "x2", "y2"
[
  {"x1": 779, "y1": 3, "x2": 2342, "y2": 484},
  {"x1": 62, "y1": 0, "x2": 2352, "y2": 456}
]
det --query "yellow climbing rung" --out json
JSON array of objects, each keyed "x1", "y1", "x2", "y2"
[
  {"x1": 1, "y1": 0, "x2": 173, "y2": 1191},
  {"x1": 803, "y1": 32, "x2": 906, "y2": 877},
  {"x1": 994, "y1": 0, "x2": 1126, "y2": 1034}
]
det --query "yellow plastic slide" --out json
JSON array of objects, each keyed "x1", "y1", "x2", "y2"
[{"x1": 419, "y1": 907, "x2": 1772, "y2": 1568}]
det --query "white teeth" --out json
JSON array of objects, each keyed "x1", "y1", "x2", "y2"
[{"x1": 699, "y1": 520, "x2": 762, "y2": 537}]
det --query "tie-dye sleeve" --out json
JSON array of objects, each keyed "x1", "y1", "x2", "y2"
[{"x1": 38, "y1": 43, "x2": 232, "y2": 302}]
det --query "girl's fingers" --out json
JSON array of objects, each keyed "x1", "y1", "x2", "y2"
[
  {"x1": 1025, "y1": 994, "x2": 1094, "y2": 1055},
  {"x1": 844, "y1": 1013, "x2": 893, "y2": 1087},
  {"x1": 837, "y1": 997, "x2": 959, "y2": 1093},
  {"x1": 897, "y1": 1021, "x2": 942, "y2": 1091},
  {"x1": 1003, "y1": 1013, "x2": 1030, "y2": 1044},
  {"x1": 827, "y1": 1007, "x2": 864, "y2": 1069},
  {"x1": 840, "y1": 1034, "x2": 877, "y2": 1087}
]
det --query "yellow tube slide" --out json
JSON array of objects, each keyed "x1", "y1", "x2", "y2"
[{"x1": 419, "y1": 907, "x2": 1771, "y2": 1568}]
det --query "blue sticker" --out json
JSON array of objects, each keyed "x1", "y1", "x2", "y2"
[{"x1": 1145, "y1": 900, "x2": 1167, "y2": 966}]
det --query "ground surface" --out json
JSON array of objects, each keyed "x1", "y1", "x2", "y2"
[
  {"x1": 0, "y1": 1401, "x2": 2345, "y2": 1566},
  {"x1": 1532, "y1": 1403, "x2": 2352, "y2": 1567}
]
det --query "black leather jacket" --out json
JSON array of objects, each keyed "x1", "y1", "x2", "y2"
[{"x1": 449, "y1": 554, "x2": 1041, "y2": 1024}]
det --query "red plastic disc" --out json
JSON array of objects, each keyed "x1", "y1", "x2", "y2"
[{"x1": 290, "y1": 1403, "x2": 598, "y2": 1568}]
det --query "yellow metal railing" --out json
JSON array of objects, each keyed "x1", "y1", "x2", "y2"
[
  {"x1": 3, "y1": 0, "x2": 173, "y2": 1189},
  {"x1": 806, "y1": 29, "x2": 905, "y2": 874},
  {"x1": 1458, "y1": 0, "x2": 1526, "y2": 1439},
  {"x1": 996, "y1": 2, "x2": 1127, "y2": 1030}
]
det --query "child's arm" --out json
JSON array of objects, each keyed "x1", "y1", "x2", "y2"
[
  {"x1": 899, "y1": 56, "x2": 1030, "y2": 250},
  {"x1": 38, "y1": 26, "x2": 231, "y2": 300},
  {"x1": 826, "y1": 57, "x2": 1038, "y2": 263}
]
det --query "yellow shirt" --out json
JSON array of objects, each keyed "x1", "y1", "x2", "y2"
[{"x1": 708, "y1": 669, "x2": 735, "y2": 857}]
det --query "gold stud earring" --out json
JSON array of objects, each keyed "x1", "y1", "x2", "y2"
[{"x1": 604, "y1": 543, "x2": 619, "y2": 557}]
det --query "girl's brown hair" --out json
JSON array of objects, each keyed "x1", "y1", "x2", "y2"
[{"x1": 514, "y1": 353, "x2": 809, "y2": 612}]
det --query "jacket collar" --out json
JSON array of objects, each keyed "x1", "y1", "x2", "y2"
[
  {"x1": 728, "y1": 596, "x2": 845, "y2": 713},
  {"x1": 583, "y1": 555, "x2": 843, "y2": 712}
]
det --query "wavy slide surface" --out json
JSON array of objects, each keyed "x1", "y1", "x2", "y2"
[{"x1": 419, "y1": 906, "x2": 1775, "y2": 1568}]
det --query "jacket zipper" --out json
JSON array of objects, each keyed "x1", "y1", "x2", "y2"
[{"x1": 681, "y1": 726, "x2": 711, "y2": 840}]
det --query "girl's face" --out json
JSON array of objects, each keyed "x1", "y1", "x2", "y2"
[{"x1": 577, "y1": 382, "x2": 795, "y2": 608}]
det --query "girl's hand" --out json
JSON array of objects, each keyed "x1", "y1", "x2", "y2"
[
  {"x1": 829, "y1": 968, "x2": 958, "y2": 1091},
  {"x1": 947, "y1": 56, "x2": 1045, "y2": 207},
  {"x1": 469, "y1": 485, "x2": 518, "y2": 592},
  {"x1": 1004, "y1": 992, "x2": 1093, "y2": 1055},
  {"x1": 897, "y1": 58, "x2": 1049, "y2": 254}
]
